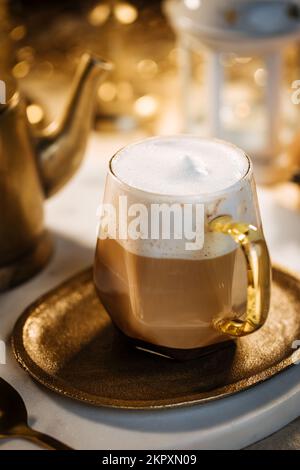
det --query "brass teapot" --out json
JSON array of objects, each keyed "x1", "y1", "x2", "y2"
[{"x1": 0, "y1": 53, "x2": 112, "y2": 292}]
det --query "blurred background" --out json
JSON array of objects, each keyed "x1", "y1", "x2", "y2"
[
  {"x1": 0, "y1": 0, "x2": 179, "y2": 133},
  {"x1": 1, "y1": 0, "x2": 300, "y2": 192}
]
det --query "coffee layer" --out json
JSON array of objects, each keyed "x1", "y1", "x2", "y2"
[{"x1": 94, "y1": 238, "x2": 248, "y2": 349}]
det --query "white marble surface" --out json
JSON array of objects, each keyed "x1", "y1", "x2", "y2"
[{"x1": 1, "y1": 132, "x2": 300, "y2": 450}]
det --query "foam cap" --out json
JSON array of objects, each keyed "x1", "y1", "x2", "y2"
[{"x1": 111, "y1": 136, "x2": 249, "y2": 196}]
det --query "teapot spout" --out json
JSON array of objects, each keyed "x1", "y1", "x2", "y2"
[{"x1": 36, "y1": 53, "x2": 113, "y2": 198}]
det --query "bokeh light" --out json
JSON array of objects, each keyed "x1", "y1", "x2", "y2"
[
  {"x1": 134, "y1": 95, "x2": 159, "y2": 118},
  {"x1": 12, "y1": 61, "x2": 30, "y2": 78},
  {"x1": 88, "y1": 4, "x2": 110, "y2": 26},
  {"x1": 98, "y1": 81, "x2": 117, "y2": 102},
  {"x1": 10, "y1": 25, "x2": 26, "y2": 41},
  {"x1": 137, "y1": 59, "x2": 158, "y2": 79},
  {"x1": 26, "y1": 104, "x2": 44, "y2": 124},
  {"x1": 114, "y1": 2, "x2": 138, "y2": 24}
]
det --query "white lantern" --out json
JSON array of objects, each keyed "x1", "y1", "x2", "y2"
[{"x1": 165, "y1": 0, "x2": 300, "y2": 184}]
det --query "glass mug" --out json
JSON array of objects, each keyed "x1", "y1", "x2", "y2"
[{"x1": 94, "y1": 136, "x2": 271, "y2": 359}]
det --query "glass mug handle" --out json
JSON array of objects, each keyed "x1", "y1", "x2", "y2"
[{"x1": 209, "y1": 215, "x2": 271, "y2": 337}]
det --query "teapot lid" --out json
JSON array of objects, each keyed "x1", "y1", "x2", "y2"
[{"x1": 0, "y1": 75, "x2": 18, "y2": 113}]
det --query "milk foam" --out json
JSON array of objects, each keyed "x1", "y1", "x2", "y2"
[
  {"x1": 104, "y1": 136, "x2": 257, "y2": 260},
  {"x1": 111, "y1": 136, "x2": 249, "y2": 195}
]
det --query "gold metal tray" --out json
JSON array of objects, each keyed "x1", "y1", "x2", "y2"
[{"x1": 12, "y1": 266, "x2": 300, "y2": 409}]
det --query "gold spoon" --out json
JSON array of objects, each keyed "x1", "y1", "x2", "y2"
[{"x1": 0, "y1": 377, "x2": 73, "y2": 450}]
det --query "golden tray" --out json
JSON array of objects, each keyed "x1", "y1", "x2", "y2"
[{"x1": 12, "y1": 266, "x2": 300, "y2": 409}]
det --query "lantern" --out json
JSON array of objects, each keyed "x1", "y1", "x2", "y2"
[{"x1": 165, "y1": 0, "x2": 300, "y2": 184}]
